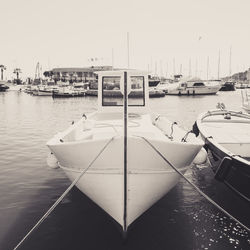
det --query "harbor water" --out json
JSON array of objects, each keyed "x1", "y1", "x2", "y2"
[{"x1": 0, "y1": 90, "x2": 249, "y2": 250}]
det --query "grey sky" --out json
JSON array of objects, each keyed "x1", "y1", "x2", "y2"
[{"x1": 1, "y1": 0, "x2": 249, "y2": 79}]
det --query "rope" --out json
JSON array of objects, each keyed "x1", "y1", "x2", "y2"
[
  {"x1": 139, "y1": 136, "x2": 250, "y2": 233},
  {"x1": 13, "y1": 136, "x2": 115, "y2": 250}
]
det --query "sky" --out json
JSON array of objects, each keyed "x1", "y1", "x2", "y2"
[{"x1": 0, "y1": 0, "x2": 250, "y2": 79}]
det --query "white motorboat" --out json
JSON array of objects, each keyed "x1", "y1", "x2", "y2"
[
  {"x1": 37, "y1": 85, "x2": 59, "y2": 96},
  {"x1": 166, "y1": 78, "x2": 221, "y2": 95},
  {"x1": 195, "y1": 107, "x2": 250, "y2": 201},
  {"x1": 47, "y1": 70, "x2": 203, "y2": 233}
]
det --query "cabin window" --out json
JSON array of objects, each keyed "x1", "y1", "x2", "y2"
[
  {"x1": 193, "y1": 82, "x2": 205, "y2": 87},
  {"x1": 128, "y1": 76, "x2": 145, "y2": 106},
  {"x1": 102, "y1": 76, "x2": 145, "y2": 107}
]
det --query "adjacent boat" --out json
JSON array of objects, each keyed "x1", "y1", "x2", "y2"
[
  {"x1": 166, "y1": 78, "x2": 221, "y2": 95},
  {"x1": 241, "y1": 90, "x2": 250, "y2": 113},
  {"x1": 196, "y1": 108, "x2": 250, "y2": 202},
  {"x1": 47, "y1": 70, "x2": 203, "y2": 234}
]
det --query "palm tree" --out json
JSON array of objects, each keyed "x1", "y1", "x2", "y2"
[
  {"x1": 13, "y1": 68, "x2": 21, "y2": 79},
  {"x1": 13, "y1": 68, "x2": 22, "y2": 84},
  {"x1": 0, "y1": 65, "x2": 6, "y2": 80}
]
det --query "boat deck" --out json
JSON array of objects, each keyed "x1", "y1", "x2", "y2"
[{"x1": 201, "y1": 115, "x2": 250, "y2": 157}]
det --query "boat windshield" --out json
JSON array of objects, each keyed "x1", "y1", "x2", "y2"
[
  {"x1": 102, "y1": 76, "x2": 145, "y2": 107},
  {"x1": 193, "y1": 82, "x2": 205, "y2": 87}
]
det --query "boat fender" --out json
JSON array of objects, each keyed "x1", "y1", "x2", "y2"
[
  {"x1": 192, "y1": 121, "x2": 199, "y2": 137},
  {"x1": 214, "y1": 157, "x2": 232, "y2": 182},
  {"x1": 193, "y1": 90, "x2": 195, "y2": 95},
  {"x1": 47, "y1": 152, "x2": 59, "y2": 169},
  {"x1": 178, "y1": 91, "x2": 181, "y2": 96},
  {"x1": 193, "y1": 147, "x2": 208, "y2": 165},
  {"x1": 187, "y1": 90, "x2": 190, "y2": 95}
]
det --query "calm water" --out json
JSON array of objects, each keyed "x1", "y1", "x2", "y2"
[{"x1": 0, "y1": 90, "x2": 249, "y2": 250}]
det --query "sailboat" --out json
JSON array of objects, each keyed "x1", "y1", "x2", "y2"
[
  {"x1": 47, "y1": 69, "x2": 203, "y2": 234},
  {"x1": 220, "y1": 47, "x2": 236, "y2": 91}
]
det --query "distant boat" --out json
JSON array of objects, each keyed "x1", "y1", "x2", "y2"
[
  {"x1": 149, "y1": 87, "x2": 165, "y2": 97},
  {"x1": 0, "y1": 81, "x2": 9, "y2": 92},
  {"x1": 52, "y1": 85, "x2": 85, "y2": 98},
  {"x1": 219, "y1": 81, "x2": 236, "y2": 91},
  {"x1": 148, "y1": 75, "x2": 160, "y2": 87},
  {"x1": 166, "y1": 78, "x2": 221, "y2": 95},
  {"x1": 235, "y1": 82, "x2": 247, "y2": 89},
  {"x1": 37, "y1": 85, "x2": 59, "y2": 96},
  {"x1": 47, "y1": 69, "x2": 203, "y2": 234},
  {"x1": 196, "y1": 108, "x2": 250, "y2": 202}
]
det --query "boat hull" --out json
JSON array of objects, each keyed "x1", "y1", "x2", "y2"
[
  {"x1": 205, "y1": 142, "x2": 250, "y2": 202},
  {"x1": 48, "y1": 135, "x2": 201, "y2": 228},
  {"x1": 166, "y1": 86, "x2": 220, "y2": 95}
]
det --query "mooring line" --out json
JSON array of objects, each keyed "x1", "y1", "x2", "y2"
[
  {"x1": 139, "y1": 136, "x2": 250, "y2": 233},
  {"x1": 13, "y1": 136, "x2": 115, "y2": 250}
]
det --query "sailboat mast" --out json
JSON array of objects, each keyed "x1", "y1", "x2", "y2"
[
  {"x1": 189, "y1": 58, "x2": 191, "y2": 77},
  {"x1": 229, "y1": 46, "x2": 232, "y2": 77},
  {"x1": 127, "y1": 32, "x2": 130, "y2": 69},
  {"x1": 112, "y1": 48, "x2": 114, "y2": 70},
  {"x1": 207, "y1": 56, "x2": 209, "y2": 81},
  {"x1": 218, "y1": 50, "x2": 220, "y2": 79}
]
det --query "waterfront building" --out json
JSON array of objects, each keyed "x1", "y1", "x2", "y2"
[{"x1": 51, "y1": 66, "x2": 113, "y2": 83}]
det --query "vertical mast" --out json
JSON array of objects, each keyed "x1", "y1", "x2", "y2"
[
  {"x1": 123, "y1": 32, "x2": 130, "y2": 235},
  {"x1": 189, "y1": 58, "x2": 191, "y2": 77},
  {"x1": 127, "y1": 32, "x2": 130, "y2": 69},
  {"x1": 173, "y1": 58, "x2": 175, "y2": 76},
  {"x1": 229, "y1": 46, "x2": 232, "y2": 78},
  {"x1": 207, "y1": 56, "x2": 209, "y2": 81},
  {"x1": 218, "y1": 50, "x2": 220, "y2": 79},
  {"x1": 112, "y1": 48, "x2": 114, "y2": 70},
  {"x1": 123, "y1": 71, "x2": 128, "y2": 234}
]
